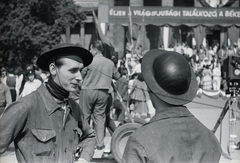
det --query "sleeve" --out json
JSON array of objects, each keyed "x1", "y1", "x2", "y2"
[
  {"x1": 4, "y1": 85, "x2": 12, "y2": 107},
  {"x1": 81, "y1": 67, "x2": 88, "y2": 79},
  {"x1": 129, "y1": 80, "x2": 137, "y2": 96},
  {"x1": 36, "y1": 79, "x2": 42, "y2": 88},
  {"x1": 112, "y1": 65, "x2": 121, "y2": 80},
  {"x1": 15, "y1": 74, "x2": 24, "y2": 96},
  {"x1": 21, "y1": 83, "x2": 27, "y2": 97},
  {"x1": 122, "y1": 136, "x2": 147, "y2": 163},
  {"x1": 0, "y1": 101, "x2": 28, "y2": 155},
  {"x1": 143, "y1": 83, "x2": 150, "y2": 101},
  {"x1": 122, "y1": 80, "x2": 129, "y2": 100},
  {"x1": 77, "y1": 109, "x2": 96, "y2": 162}
]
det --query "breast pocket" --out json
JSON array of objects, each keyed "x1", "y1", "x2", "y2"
[{"x1": 31, "y1": 129, "x2": 56, "y2": 157}]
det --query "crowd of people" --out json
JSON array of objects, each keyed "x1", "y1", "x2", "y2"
[
  {"x1": 1, "y1": 41, "x2": 239, "y2": 133},
  {"x1": 167, "y1": 42, "x2": 239, "y2": 92},
  {"x1": 0, "y1": 39, "x2": 237, "y2": 163},
  {"x1": 0, "y1": 65, "x2": 49, "y2": 115},
  {"x1": 123, "y1": 42, "x2": 240, "y2": 94},
  {"x1": 1, "y1": 64, "x2": 49, "y2": 102}
]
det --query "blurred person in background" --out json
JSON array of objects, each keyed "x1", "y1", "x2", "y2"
[
  {"x1": 26, "y1": 64, "x2": 44, "y2": 83},
  {"x1": 15, "y1": 66, "x2": 25, "y2": 100},
  {"x1": 218, "y1": 44, "x2": 227, "y2": 65},
  {"x1": 128, "y1": 72, "x2": 138, "y2": 114},
  {"x1": 79, "y1": 40, "x2": 121, "y2": 150},
  {"x1": 0, "y1": 68, "x2": 12, "y2": 116},
  {"x1": 113, "y1": 68, "x2": 129, "y2": 122},
  {"x1": 5, "y1": 67, "x2": 17, "y2": 102},
  {"x1": 200, "y1": 64, "x2": 213, "y2": 91},
  {"x1": 1, "y1": 67, "x2": 7, "y2": 84},
  {"x1": 129, "y1": 73, "x2": 149, "y2": 119},
  {"x1": 227, "y1": 45, "x2": 235, "y2": 57},
  {"x1": 20, "y1": 69, "x2": 42, "y2": 97},
  {"x1": 212, "y1": 61, "x2": 222, "y2": 91}
]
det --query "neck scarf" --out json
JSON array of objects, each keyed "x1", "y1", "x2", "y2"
[{"x1": 46, "y1": 76, "x2": 69, "y2": 101}]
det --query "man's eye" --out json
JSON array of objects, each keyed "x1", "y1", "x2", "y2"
[
  {"x1": 70, "y1": 69, "x2": 78, "y2": 73},
  {"x1": 70, "y1": 68, "x2": 82, "y2": 73}
]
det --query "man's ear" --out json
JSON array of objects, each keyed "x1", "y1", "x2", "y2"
[{"x1": 49, "y1": 63, "x2": 57, "y2": 75}]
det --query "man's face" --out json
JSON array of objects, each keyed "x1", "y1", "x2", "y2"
[{"x1": 54, "y1": 58, "x2": 84, "y2": 92}]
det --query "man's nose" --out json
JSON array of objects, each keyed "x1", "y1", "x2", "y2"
[{"x1": 75, "y1": 71, "x2": 83, "y2": 82}]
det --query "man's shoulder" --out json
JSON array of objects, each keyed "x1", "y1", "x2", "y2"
[
  {"x1": 1, "y1": 83, "x2": 10, "y2": 89},
  {"x1": 34, "y1": 79, "x2": 42, "y2": 85},
  {"x1": 118, "y1": 76, "x2": 128, "y2": 82},
  {"x1": 131, "y1": 123, "x2": 157, "y2": 139},
  {"x1": 129, "y1": 123, "x2": 164, "y2": 153},
  {"x1": 93, "y1": 57, "x2": 115, "y2": 69}
]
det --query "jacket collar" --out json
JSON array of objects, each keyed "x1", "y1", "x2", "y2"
[
  {"x1": 95, "y1": 53, "x2": 103, "y2": 57},
  {"x1": 145, "y1": 106, "x2": 193, "y2": 126},
  {"x1": 37, "y1": 84, "x2": 72, "y2": 115}
]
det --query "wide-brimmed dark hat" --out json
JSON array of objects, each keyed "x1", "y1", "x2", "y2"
[
  {"x1": 37, "y1": 43, "x2": 93, "y2": 71},
  {"x1": 141, "y1": 49, "x2": 198, "y2": 105}
]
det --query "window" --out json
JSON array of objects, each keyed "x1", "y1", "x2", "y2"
[
  {"x1": 144, "y1": 0, "x2": 161, "y2": 6},
  {"x1": 115, "y1": 0, "x2": 129, "y2": 6},
  {"x1": 174, "y1": 0, "x2": 194, "y2": 6}
]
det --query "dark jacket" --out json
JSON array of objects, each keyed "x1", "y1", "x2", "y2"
[
  {"x1": 122, "y1": 106, "x2": 222, "y2": 163},
  {"x1": 0, "y1": 84, "x2": 96, "y2": 163}
]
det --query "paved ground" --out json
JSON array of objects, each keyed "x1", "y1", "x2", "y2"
[{"x1": 1, "y1": 94, "x2": 240, "y2": 163}]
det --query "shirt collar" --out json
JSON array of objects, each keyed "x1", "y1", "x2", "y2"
[
  {"x1": 95, "y1": 53, "x2": 103, "y2": 57},
  {"x1": 37, "y1": 84, "x2": 72, "y2": 115},
  {"x1": 145, "y1": 106, "x2": 193, "y2": 126}
]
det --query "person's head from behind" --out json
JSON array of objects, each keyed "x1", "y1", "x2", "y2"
[
  {"x1": 141, "y1": 50, "x2": 198, "y2": 108},
  {"x1": 90, "y1": 40, "x2": 104, "y2": 56},
  {"x1": 37, "y1": 43, "x2": 93, "y2": 92},
  {"x1": 137, "y1": 73, "x2": 144, "y2": 82},
  {"x1": 121, "y1": 68, "x2": 128, "y2": 77},
  {"x1": 7, "y1": 67, "x2": 15, "y2": 75}
]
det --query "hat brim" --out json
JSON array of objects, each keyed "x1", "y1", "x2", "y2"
[
  {"x1": 141, "y1": 49, "x2": 198, "y2": 105},
  {"x1": 37, "y1": 44, "x2": 93, "y2": 71}
]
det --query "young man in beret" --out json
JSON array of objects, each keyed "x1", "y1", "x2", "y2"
[
  {"x1": 0, "y1": 43, "x2": 96, "y2": 163},
  {"x1": 122, "y1": 49, "x2": 222, "y2": 163}
]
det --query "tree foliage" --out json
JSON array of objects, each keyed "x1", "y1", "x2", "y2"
[{"x1": 0, "y1": 0, "x2": 86, "y2": 70}]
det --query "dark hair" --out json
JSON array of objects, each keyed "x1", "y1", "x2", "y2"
[
  {"x1": 7, "y1": 67, "x2": 15, "y2": 74},
  {"x1": 55, "y1": 58, "x2": 64, "y2": 68},
  {"x1": 121, "y1": 68, "x2": 128, "y2": 76},
  {"x1": 92, "y1": 40, "x2": 104, "y2": 53},
  {"x1": 137, "y1": 73, "x2": 144, "y2": 81},
  {"x1": 46, "y1": 56, "x2": 64, "y2": 70}
]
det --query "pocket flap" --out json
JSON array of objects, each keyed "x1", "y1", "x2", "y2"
[{"x1": 31, "y1": 129, "x2": 56, "y2": 142}]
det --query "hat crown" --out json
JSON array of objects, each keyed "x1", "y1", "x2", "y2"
[
  {"x1": 37, "y1": 43, "x2": 93, "y2": 71},
  {"x1": 153, "y1": 53, "x2": 191, "y2": 95}
]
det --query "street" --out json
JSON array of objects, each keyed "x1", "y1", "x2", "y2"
[{"x1": 0, "y1": 94, "x2": 240, "y2": 163}]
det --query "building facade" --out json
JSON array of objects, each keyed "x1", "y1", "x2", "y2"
[{"x1": 66, "y1": 0, "x2": 240, "y2": 59}]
